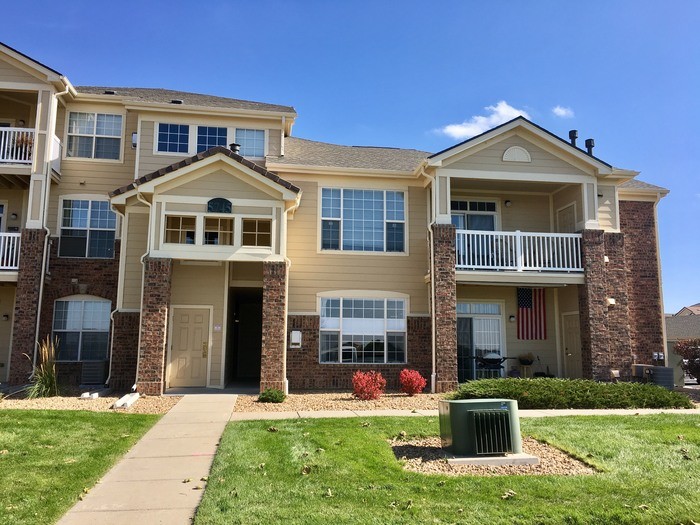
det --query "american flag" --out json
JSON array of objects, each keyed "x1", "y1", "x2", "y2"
[{"x1": 517, "y1": 288, "x2": 546, "y2": 340}]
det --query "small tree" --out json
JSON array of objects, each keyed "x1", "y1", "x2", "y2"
[{"x1": 674, "y1": 338, "x2": 700, "y2": 380}]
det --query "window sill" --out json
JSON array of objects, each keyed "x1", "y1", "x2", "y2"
[
  {"x1": 317, "y1": 249, "x2": 408, "y2": 257},
  {"x1": 62, "y1": 156, "x2": 123, "y2": 164}
]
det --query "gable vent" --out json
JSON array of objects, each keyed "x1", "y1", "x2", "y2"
[
  {"x1": 103, "y1": 90, "x2": 116, "y2": 95},
  {"x1": 170, "y1": 99, "x2": 184, "y2": 104},
  {"x1": 502, "y1": 146, "x2": 531, "y2": 163}
]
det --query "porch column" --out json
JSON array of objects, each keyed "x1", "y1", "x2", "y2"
[
  {"x1": 110, "y1": 311, "x2": 141, "y2": 391},
  {"x1": 432, "y1": 223, "x2": 457, "y2": 393},
  {"x1": 260, "y1": 261, "x2": 287, "y2": 392},
  {"x1": 578, "y1": 230, "x2": 607, "y2": 379},
  {"x1": 9, "y1": 229, "x2": 46, "y2": 384},
  {"x1": 136, "y1": 257, "x2": 172, "y2": 395}
]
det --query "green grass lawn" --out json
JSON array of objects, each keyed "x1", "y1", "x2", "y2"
[
  {"x1": 195, "y1": 414, "x2": 700, "y2": 525},
  {"x1": 0, "y1": 409, "x2": 159, "y2": 525}
]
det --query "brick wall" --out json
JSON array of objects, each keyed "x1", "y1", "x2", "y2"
[
  {"x1": 136, "y1": 257, "x2": 172, "y2": 395},
  {"x1": 619, "y1": 200, "x2": 664, "y2": 364},
  {"x1": 604, "y1": 233, "x2": 633, "y2": 377},
  {"x1": 432, "y1": 224, "x2": 457, "y2": 392},
  {"x1": 110, "y1": 311, "x2": 140, "y2": 391},
  {"x1": 286, "y1": 315, "x2": 432, "y2": 391},
  {"x1": 259, "y1": 261, "x2": 287, "y2": 391},
  {"x1": 9, "y1": 229, "x2": 46, "y2": 384},
  {"x1": 38, "y1": 239, "x2": 121, "y2": 385}
]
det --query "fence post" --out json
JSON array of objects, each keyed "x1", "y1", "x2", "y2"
[{"x1": 515, "y1": 230, "x2": 523, "y2": 271}]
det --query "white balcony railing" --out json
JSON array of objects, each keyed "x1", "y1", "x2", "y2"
[
  {"x1": 0, "y1": 128, "x2": 35, "y2": 164},
  {"x1": 0, "y1": 233, "x2": 21, "y2": 270},
  {"x1": 455, "y1": 230, "x2": 583, "y2": 272}
]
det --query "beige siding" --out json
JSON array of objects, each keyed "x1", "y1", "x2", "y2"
[
  {"x1": 451, "y1": 191, "x2": 551, "y2": 232},
  {"x1": 170, "y1": 262, "x2": 226, "y2": 387},
  {"x1": 230, "y1": 261, "x2": 262, "y2": 283},
  {"x1": 285, "y1": 180, "x2": 429, "y2": 314},
  {"x1": 0, "y1": 286, "x2": 16, "y2": 382},
  {"x1": 0, "y1": 189, "x2": 28, "y2": 227},
  {"x1": 0, "y1": 57, "x2": 41, "y2": 83},
  {"x1": 448, "y1": 135, "x2": 588, "y2": 176},
  {"x1": 162, "y1": 169, "x2": 274, "y2": 200},
  {"x1": 48, "y1": 107, "x2": 137, "y2": 232},
  {"x1": 597, "y1": 184, "x2": 618, "y2": 231},
  {"x1": 558, "y1": 285, "x2": 579, "y2": 315},
  {"x1": 0, "y1": 98, "x2": 33, "y2": 127},
  {"x1": 122, "y1": 212, "x2": 148, "y2": 309},
  {"x1": 457, "y1": 284, "x2": 558, "y2": 375},
  {"x1": 553, "y1": 184, "x2": 583, "y2": 231},
  {"x1": 138, "y1": 120, "x2": 185, "y2": 178},
  {"x1": 268, "y1": 129, "x2": 282, "y2": 156}
]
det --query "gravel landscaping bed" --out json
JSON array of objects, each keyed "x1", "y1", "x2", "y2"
[
  {"x1": 391, "y1": 436, "x2": 597, "y2": 476},
  {"x1": 0, "y1": 393, "x2": 181, "y2": 414},
  {"x1": 234, "y1": 392, "x2": 445, "y2": 412}
]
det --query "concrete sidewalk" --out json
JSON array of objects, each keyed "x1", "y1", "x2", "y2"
[
  {"x1": 230, "y1": 407, "x2": 700, "y2": 420},
  {"x1": 57, "y1": 393, "x2": 238, "y2": 525}
]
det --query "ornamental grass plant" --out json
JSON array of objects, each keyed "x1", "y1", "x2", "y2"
[{"x1": 25, "y1": 337, "x2": 59, "y2": 399}]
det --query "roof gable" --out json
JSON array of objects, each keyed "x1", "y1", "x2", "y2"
[
  {"x1": 428, "y1": 117, "x2": 613, "y2": 176},
  {"x1": 0, "y1": 42, "x2": 63, "y2": 84},
  {"x1": 111, "y1": 147, "x2": 300, "y2": 203}
]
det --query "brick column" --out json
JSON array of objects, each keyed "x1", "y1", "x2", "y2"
[
  {"x1": 432, "y1": 224, "x2": 457, "y2": 393},
  {"x1": 620, "y1": 201, "x2": 664, "y2": 364},
  {"x1": 9, "y1": 229, "x2": 46, "y2": 385},
  {"x1": 110, "y1": 311, "x2": 140, "y2": 391},
  {"x1": 578, "y1": 229, "x2": 608, "y2": 379},
  {"x1": 136, "y1": 258, "x2": 172, "y2": 395},
  {"x1": 260, "y1": 261, "x2": 287, "y2": 392},
  {"x1": 604, "y1": 233, "x2": 633, "y2": 379}
]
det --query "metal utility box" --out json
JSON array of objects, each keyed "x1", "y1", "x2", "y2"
[{"x1": 439, "y1": 399, "x2": 522, "y2": 456}]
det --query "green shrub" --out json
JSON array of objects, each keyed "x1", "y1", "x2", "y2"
[
  {"x1": 25, "y1": 337, "x2": 59, "y2": 399},
  {"x1": 258, "y1": 388, "x2": 286, "y2": 403},
  {"x1": 447, "y1": 378, "x2": 693, "y2": 409}
]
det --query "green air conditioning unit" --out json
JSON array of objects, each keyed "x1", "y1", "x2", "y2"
[{"x1": 439, "y1": 399, "x2": 522, "y2": 456}]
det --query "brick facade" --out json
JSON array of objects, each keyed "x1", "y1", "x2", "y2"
[
  {"x1": 259, "y1": 261, "x2": 287, "y2": 391},
  {"x1": 619, "y1": 200, "x2": 664, "y2": 364},
  {"x1": 9, "y1": 229, "x2": 47, "y2": 384},
  {"x1": 432, "y1": 223, "x2": 457, "y2": 392},
  {"x1": 136, "y1": 257, "x2": 172, "y2": 395},
  {"x1": 110, "y1": 311, "x2": 140, "y2": 390},
  {"x1": 286, "y1": 315, "x2": 432, "y2": 390}
]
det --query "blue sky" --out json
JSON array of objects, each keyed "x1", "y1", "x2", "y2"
[{"x1": 4, "y1": 1, "x2": 699, "y2": 312}]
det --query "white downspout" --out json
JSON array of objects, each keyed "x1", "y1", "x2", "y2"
[
  {"x1": 104, "y1": 206, "x2": 126, "y2": 387},
  {"x1": 420, "y1": 166, "x2": 438, "y2": 393},
  {"x1": 30, "y1": 83, "x2": 70, "y2": 378}
]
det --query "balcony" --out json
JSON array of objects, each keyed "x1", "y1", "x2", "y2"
[
  {"x1": 0, "y1": 232, "x2": 21, "y2": 271},
  {"x1": 0, "y1": 128, "x2": 34, "y2": 165},
  {"x1": 455, "y1": 230, "x2": 583, "y2": 273}
]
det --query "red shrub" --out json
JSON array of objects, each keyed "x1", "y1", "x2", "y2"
[
  {"x1": 352, "y1": 370, "x2": 387, "y2": 400},
  {"x1": 399, "y1": 368, "x2": 427, "y2": 396}
]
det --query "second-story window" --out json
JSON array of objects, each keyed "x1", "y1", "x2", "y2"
[
  {"x1": 157, "y1": 123, "x2": 189, "y2": 153},
  {"x1": 197, "y1": 126, "x2": 227, "y2": 152},
  {"x1": 321, "y1": 189, "x2": 405, "y2": 252},
  {"x1": 59, "y1": 199, "x2": 117, "y2": 258},
  {"x1": 235, "y1": 129, "x2": 265, "y2": 157},
  {"x1": 67, "y1": 112, "x2": 122, "y2": 160}
]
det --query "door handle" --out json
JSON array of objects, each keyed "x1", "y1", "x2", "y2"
[
  {"x1": 566, "y1": 353, "x2": 572, "y2": 357},
  {"x1": 202, "y1": 341, "x2": 208, "y2": 358}
]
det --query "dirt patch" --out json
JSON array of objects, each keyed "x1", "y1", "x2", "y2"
[
  {"x1": 234, "y1": 392, "x2": 445, "y2": 412},
  {"x1": 391, "y1": 436, "x2": 597, "y2": 476},
  {"x1": 0, "y1": 393, "x2": 181, "y2": 414}
]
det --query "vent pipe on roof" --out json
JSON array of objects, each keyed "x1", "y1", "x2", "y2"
[
  {"x1": 568, "y1": 130, "x2": 578, "y2": 147},
  {"x1": 170, "y1": 99, "x2": 183, "y2": 104},
  {"x1": 229, "y1": 143, "x2": 241, "y2": 154},
  {"x1": 103, "y1": 89, "x2": 116, "y2": 95},
  {"x1": 585, "y1": 138, "x2": 595, "y2": 156}
]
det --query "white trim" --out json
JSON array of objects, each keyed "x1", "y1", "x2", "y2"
[
  {"x1": 439, "y1": 168, "x2": 596, "y2": 185},
  {"x1": 0, "y1": 200, "x2": 7, "y2": 233},
  {"x1": 449, "y1": 197, "x2": 501, "y2": 231},
  {"x1": 220, "y1": 262, "x2": 229, "y2": 388},
  {"x1": 561, "y1": 311, "x2": 580, "y2": 378},
  {"x1": 555, "y1": 202, "x2": 577, "y2": 233},
  {"x1": 56, "y1": 195, "x2": 119, "y2": 259},
  {"x1": 52, "y1": 296, "x2": 112, "y2": 363},
  {"x1": 166, "y1": 304, "x2": 214, "y2": 389},
  {"x1": 456, "y1": 298, "x2": 507, "y2": 379}
]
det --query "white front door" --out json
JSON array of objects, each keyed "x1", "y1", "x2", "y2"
[
  {"x1": 169, "y1": 307, "x2": 210, "y2": 387},
  {"x1": 557, "y1": 204, "x2": 576, "y2": 233},
  {"x1": 562, "y1": 313, "x2": 582, "y2": 378}
]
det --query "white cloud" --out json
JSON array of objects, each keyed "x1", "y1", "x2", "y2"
[
  {"x1": 552, "y1": 105, "x2": 575, "y2": 118},
  {"x1": 438, "y1": 101, "x2": 531, "y2": 140}
]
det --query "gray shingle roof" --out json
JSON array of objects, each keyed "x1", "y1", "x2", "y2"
[
  {"x1": 75, "y1": 86, "x2": 296, "y2": 114},
  {"x1": 619, "y1": 179, "x2": 668, "y2": 192},
  {"x1": 271, "y1": 137, "x2": 429, "y2": 172},
  {"x1": 110, "y1": 146, "x2": 299, "y2": 198},
  {"x1": 666, "y1": 315, "x2": 700, "y2": 341}
]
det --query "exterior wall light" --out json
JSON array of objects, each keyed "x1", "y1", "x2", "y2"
[{"x1": 504, "y1": 200, "x2": 512, "y2": 207}]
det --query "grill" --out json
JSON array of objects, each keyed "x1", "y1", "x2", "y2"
[{"x1": 469, "y1": 409, "x2": 513, "y2": 455}]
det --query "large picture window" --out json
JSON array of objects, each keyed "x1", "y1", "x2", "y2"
[
  {"x1": 321, "y1": 189, "x2": 405, "y2": 252},
  {"x1": 320, "y1": 297, "x2": 406, "y2": 364},
  {"x1": 67, "y1": 112, "x2": 123, "y2": 160},
  {"x1": 53, "y1": 298, "x2": 111, "y2": 361},
  {"x1": 197, "y1": 126, "x2": 227, "y2": 152},
  {"x1": 59, "y1": 199, "x2": 116, "y2": 258},
  {"x1": 157, "y1": 123, "x2": 189, "y2": 153}
]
